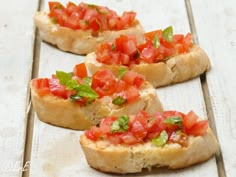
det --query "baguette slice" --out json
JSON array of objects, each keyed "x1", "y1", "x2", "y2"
[
  {"x1": 34, "y1": 11, "x2": 144, "y2": 55},
  {"x1": 80, "y1": 128, "x2": 218, "y2": 174},
  {"x1": 85, "y1": 45, "x2": 210, "y2": 87},
  {"x1": 30, "y1": 81, "x2": 163, "y2": 130}
]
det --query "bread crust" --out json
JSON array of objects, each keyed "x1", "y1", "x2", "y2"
[
  {"x1": 30, "y1": 81, "x2": 163, "y2": 130},
  {"x1": 80, "y1": 128, "x2": 219, "y2": 174},
  {"x1": 85, "y1": 46, "x2": 210, "y2": 87},
  {"x1": 34, "y1": 12, "x2": 144, "y2": 55}
]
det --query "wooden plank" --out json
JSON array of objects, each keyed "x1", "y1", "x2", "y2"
[
  {"x1": 0, "y1": 1, "x2": 39, "y2": 177},
  {"x1": 29, "y1": 0, "x2": 218, "y2": 176},
  {"x1": 191, "y1": 0, "x2": 236, "y2": 176}
]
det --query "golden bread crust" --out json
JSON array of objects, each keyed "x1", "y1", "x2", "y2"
[
  {"x1": 34, "y1": 12, "x2": 144, "y2": 55},
  {"x1": 85, "y1": 46, "x2": 210, "y2": 87},
  {"x1": 30, "y1": 81, "x2": 163, "y2": 130},
  {"x1": 80, "y1": 128, "x2": 219, "y2": 174}
]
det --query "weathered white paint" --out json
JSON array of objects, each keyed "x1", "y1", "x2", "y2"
[
  {"x1": 0, "y1": 1, "x2": 38, "y2": 177},
  {"x1": 191, "y1": 0, "x2": 236, "y2": 176}
]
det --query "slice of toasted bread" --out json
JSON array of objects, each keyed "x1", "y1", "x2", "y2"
[
  {"x1": 85, "y1": 45, "x2": 210, "y2": 87},
  {"x1": 34, "y1": 12, "x2": 144, "y2": 55},
  {"x1": 30, "y1": 81, "x2": 163, "y2": 130},
  {"x1": 80, "y1": 128, "x2": 218, "y2": 174}
]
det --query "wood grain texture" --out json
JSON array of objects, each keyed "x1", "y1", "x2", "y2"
[
  {"x1": 28, "y1": 0, "x2": 218, "y2": 176},
  {"x1": 191, "y1": 0, "x2": 236, "y2": 176},
  {"x1": 0, "y1": 1, "x2": 38, "y2": 177}
]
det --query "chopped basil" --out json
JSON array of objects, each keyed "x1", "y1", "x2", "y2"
[
  {"x1": 56, "y1": 71, "x2": 73, "y2": 85},
  {"x1": 162, "y1": 26, "x2": 173, "y2": 42},
  {"x1": 152, "y1": 130, "x2": 168, "y2": 146},
  {"x1": 153, "y1": 34, "x2": 160, "y2": 48},
  {"x1": 164, "y1": 116, "x2": 183, "y2": 128},
  {"x1": 83, "y1": 77, "x2": 92, "y2": 86},
  {"x1": 112, "y1": 96, "x2": 127, "y2": 106},
  {"x1": 111, "y1": 115, "x2": 129, "y2": 133},
  {"x1": 76, "y1": 84, "x2": 98, "y2": 100},
  {"x1": 56, "y1": 70, "x2": 98, "y2": 103},
  {"x1": 111, "y1": 43, "x2": 116, "y2": 50},
  {"x1": 118, "y1": 67, "x2": 127, "y2": 78}
]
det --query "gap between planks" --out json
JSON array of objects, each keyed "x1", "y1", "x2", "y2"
[
  {"x1": 22, "y1": 1, "x2": 42, "y2": 176},
  {"x1": 185, "y1": 0, "x2": 226, "y2": 177}
]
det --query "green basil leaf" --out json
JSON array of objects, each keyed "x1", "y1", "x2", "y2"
[
  {"x1": 77, "y1": 84, "x2": 98, "y2": 100},
  {"x1": 56, "y1": 71, "x2": 73, "y2": 85},
  {"x1": 65, "y1": 79, "x2": 79, "y2": 90},
  {"x1": 118, "y1": 67, "x2": 127, "y2": 78},
  {"x1": 162, "y1": 26, "x2": 173, "y2": 42},
  {"x1": 112, "y1": 96, "x2": 127, "y2": 106},
  {"x1": 153, "y1": 34, "x2": 160, "y2": 48},
  {"x1": 152, "y1": 130, "x2": 168, "y2": 146},
  {"x1": 83, "y1": 77, "x2": 92, "y2": 86},
  {"x1": 164, "y1": 116, "x2": 183, "y2": 128},
  {"x1": 111, "y1": 115, "x2": 129, "y2": 133}
]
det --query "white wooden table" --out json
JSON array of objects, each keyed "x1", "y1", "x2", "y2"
[{"x1": 0, "y1": 0, "x2": 235, "y2": 176}]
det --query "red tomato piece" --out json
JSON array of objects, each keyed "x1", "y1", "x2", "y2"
[
  {"x1": 144, "y1": 29, "x2": 162, "y2": 41},
  {"x1": 187, "y1": 120, "x2": 208, "y2": 136},
  {"x1": 119, "y1": 132, "x2": 139, "y2": 145},
  {"x1": 48, "y1": 2, "x2": 64, "y2": 11},
  {"x1": 183, "y1": 110, "x2": 199, "y2": 129},
  {"x1": 99, "y1": 116, "x2": 117, "y2": 134},
  {"x1": 92, "y1": 70, "x2": 117, "y2": 97},
  {"x1": 73, "y1": 63, "x2": 88, "y2": 78},
  {"x1": 121, "y1": 70, "x2": 145, "y2": 88},
  {"x1": 32, "y1": 78, "x2": 50, "y2": 96},
  {"x1": 49, "y1": 79, "x2": 68, "y2": 99},
  {"x1": 85, "y1": 126, "x2": 102, "y2": 141},
  {"x1": 107, "y1": 133, "x2": 122, "y2": 145},
  {"x1": 121, "y1": 86, "x2": 140, "y2": 103}
]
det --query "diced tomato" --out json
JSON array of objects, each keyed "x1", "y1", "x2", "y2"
[
  {"x1": 121, "y1": 70, "x2": 145, "y2": 88},
  {"x1": 139, "y1": 45, "x2": 157, "y2": 63},
  {"x1": 121, "y1": 86, "x2": 140, "y2": 103},
  {"x1": 73, "y1": 63, "x2": 88, "y2": 78},
  {"x1": 130, "y1": 119, "x2": 147, "y2": 140},
  {"x1": 48, "y1": 2, "x2": 136, "y2": 32},
  {"x1": 85, "y1": 126, "x2": 102, "y2": 141},
  {"x1": 91, "y1": 70, "x2": 117, "y2": 97},
  {"x1": 187, "y1": 120, "x2": 209, "y2": 136},
  {"x1": 107, "y1": 134, "x2": 122, "y2": 145},
  {"x1": 32, "y1": 78, "x2": 50, "y2": 96},
  {"x1": 48, "y1": 2, "x2": 64, "y2": 11},
  {"x1": 99, "y1": 116, "x2": 117, "y2": 134},
  {"x1": 162, "y1": 110, "x2": 186, "y2": 119},
  {"x1": 120, "y1": 132, "x2": 139, "y2": 145},
  {"x1": 49, "y1": 79, "x2": 68, "y2": 99},
  {"x1": 115, "y1": 80, "x2": 128, "y2": 93},
  {"x1": 183, "y1": 110, "x2": 198, "y2": 129},
  {"x1": 144, "y1": 29, "x2": 162, "y2": 41}
]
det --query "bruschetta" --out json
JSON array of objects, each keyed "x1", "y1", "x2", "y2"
[
  {"x1": 85, "y1": 26, "x2": 210, "y2": 87},
  {"x1": 34, "y1": 1, "x2": 144, "y2": 55},
  {"x1": 30, "y1": 63, "x2": 163, "y2": 130},
  {"x1": 80, "y1": 110, "x2": 219, "y2": 174}
]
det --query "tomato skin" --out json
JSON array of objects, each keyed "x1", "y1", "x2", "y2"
[
  {"x1": 73, "y1": 63, "x2": 88, "y2": 78},
  {"x1": 91, "y1": 70, "x2": 117, "y2": 97},
  {"x1": 183, "y1": 110, "x2": 198, "y2": 129},
  {"x1": 120, "y1": 132, "x2": 138, "y2": 145},
  {"x1": 187, "y1": 120, "x2": 209, "y2": 136},
  {"x1": 32, "y1": 78, "x2": 50, "y2": 96},
  {"x1": 121, "y1": 71, "x2": 144, "y2": 88},
  {"x1": 49, "y1": 79, "x2": 68, "y2": 99},
  {"x1": 119, "y1": 86, "x2": 140, "y2": 104}
]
